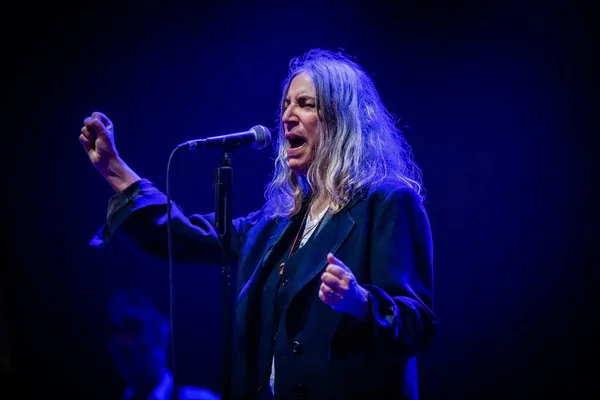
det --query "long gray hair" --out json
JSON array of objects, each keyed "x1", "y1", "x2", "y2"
[{"x1": 264, "y1": 49, "x2": 424, "y2": 218}]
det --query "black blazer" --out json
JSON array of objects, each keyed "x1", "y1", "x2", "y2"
[{"x1": 92, "y1": 179, "x2": 436, "y2": 400}]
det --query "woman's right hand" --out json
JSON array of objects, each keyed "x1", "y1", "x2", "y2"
[
  {"x1": 80, "y1": 111, "x2": 118, "y2": 171},
  {"x1": 79, "y1": 111, "x2": 140, "y2": 192}
]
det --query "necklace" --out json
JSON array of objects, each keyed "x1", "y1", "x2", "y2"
[{"x1": 279, "y1": 208, "x2": 324, "y2": 275}]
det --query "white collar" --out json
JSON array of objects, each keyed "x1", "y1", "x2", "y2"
[{"x1": 307, "y1": 206, "x2": 329, "y2": 225}]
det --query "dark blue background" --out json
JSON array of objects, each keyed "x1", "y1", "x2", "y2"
[{"x1": 3, "y1": 1, "x2": 596, "y2": 398}]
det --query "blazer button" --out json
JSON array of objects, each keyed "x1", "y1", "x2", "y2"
[
  {"x1": 291, "y1": 340, "x2": 302, "y2": 354},
  {"x1": 296, "y1": 384, "x2": 306, "y2": 396},
  {"x1": 282, "y1": 278, "x2": 290, "y2": 287}
]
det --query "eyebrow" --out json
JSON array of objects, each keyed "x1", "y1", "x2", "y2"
[{"x1": 284, "y1": 94, "x2": 316, "y2": 103}]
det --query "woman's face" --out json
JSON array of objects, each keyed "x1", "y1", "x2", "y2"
[{"x1": 282, "y1": 72, "x2": 320, "y2": 175}]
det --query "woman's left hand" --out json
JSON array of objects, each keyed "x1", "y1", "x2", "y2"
[{"x1": 319, "y1": 253, "x2": 370, "y2": 321}]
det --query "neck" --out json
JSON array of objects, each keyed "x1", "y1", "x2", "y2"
[{"x1": 309, "y1": 200, "x2": 328, "y2": 220}]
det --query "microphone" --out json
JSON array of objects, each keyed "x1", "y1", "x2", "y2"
[{"x1": 177, "y1": 125, "x2": 271, "y2": 151}]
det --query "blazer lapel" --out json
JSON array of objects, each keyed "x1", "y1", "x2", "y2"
[
  {"x1": 235, "y1": 213, "x2": 301, "y2": 330},
  {"x1": 285, "y1": 208, "x2": 356, "y2": 305}
]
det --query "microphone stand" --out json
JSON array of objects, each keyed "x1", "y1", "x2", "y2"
[{"x1": 214, "y1": 149, "x2": 234, "y2": 400}]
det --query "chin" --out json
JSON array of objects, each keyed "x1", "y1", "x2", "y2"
[{"x1": 287, "y1": 162, "x2": 308, "y2": 175}]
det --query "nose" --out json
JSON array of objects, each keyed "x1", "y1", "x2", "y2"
[{"x1": 282, "y1": 104, "x2": 298, "y2": 130}]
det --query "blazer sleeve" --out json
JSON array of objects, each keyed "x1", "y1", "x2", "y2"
[
  {"x1": 362, "y1": 185, "x2": 436, "y2": 359},
  {"x1": 89, "y1": 178, "x2": 260, "y2": 265}
]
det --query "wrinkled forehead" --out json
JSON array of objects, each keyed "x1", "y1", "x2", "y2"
[{"x1": 285, "y1": 72, "x2": 316, "y2": 98}]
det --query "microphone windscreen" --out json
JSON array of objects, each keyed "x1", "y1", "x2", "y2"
[{"x1": 250, "y1": 125, "x2": 271, "y2": 150}]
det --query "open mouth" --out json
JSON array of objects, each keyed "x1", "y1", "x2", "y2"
[{"x1": 286, "y1": 135, "x2": 306, "y2": 148}]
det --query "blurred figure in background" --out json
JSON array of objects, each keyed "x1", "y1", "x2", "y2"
[{"x1": 108, "y1": 290, "x2": 220, "y2": 400}]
